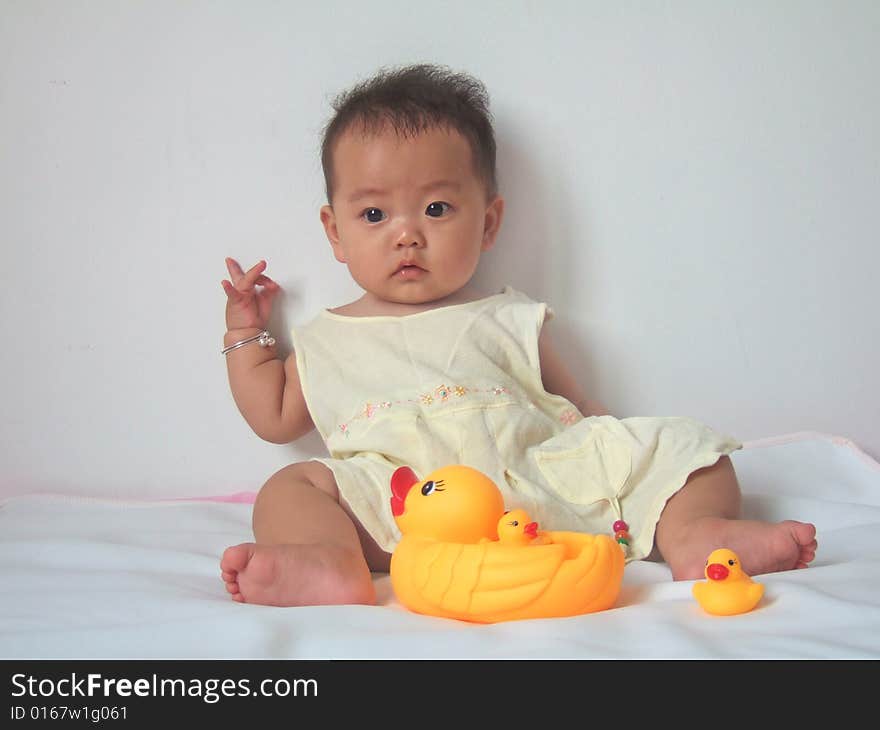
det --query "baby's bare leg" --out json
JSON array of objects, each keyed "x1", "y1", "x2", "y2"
[
  {"x1": 220, "y1": 461, "x2": 387, "y2": 606},
  {"x1": 654, "y1": 456, "x2": 817, "y2": 580}
]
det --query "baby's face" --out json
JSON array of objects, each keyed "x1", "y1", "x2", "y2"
[{"x1": 320, "y1": 126, "x2": 503, "y2": 305}]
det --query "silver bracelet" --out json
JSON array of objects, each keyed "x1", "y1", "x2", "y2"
[{"x1": 221, "y1": 330, "x2": 276, "y2": 355}]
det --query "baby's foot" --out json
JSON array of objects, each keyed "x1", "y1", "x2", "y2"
[
  {"x1": 667, "y1": 518, "x2": 817, "y2": 581},
  {"x1": 220, "y1": 542, "x2": 376, "y2": 607}
]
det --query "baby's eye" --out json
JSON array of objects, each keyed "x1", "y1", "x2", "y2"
[
  {"x1": 425, "y1": 201, "x2": 450, "y2": 218},
  {"x1": 361, "y1": 208, "x2": 386, "y2": 223}
]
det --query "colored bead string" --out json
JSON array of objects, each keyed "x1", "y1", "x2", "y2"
[{"x1": 612, "y1": 519, "x2": 630, "y2": 553}]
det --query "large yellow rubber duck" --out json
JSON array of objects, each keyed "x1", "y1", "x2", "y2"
[
  {"x1": 389, "y1": 464, "x2": 625, "y2": 623},
  {"x1": 692, "y1": 548, "x2": 764, "y2": 616}
]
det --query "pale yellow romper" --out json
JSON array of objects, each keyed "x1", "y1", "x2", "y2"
[{"x1": 290, "y1": 286, "x2": 741, "y2": 561}]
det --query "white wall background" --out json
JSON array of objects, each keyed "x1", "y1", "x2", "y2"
[{"x1": 1, "y1": 0, "x2": 877, "y2": 499}]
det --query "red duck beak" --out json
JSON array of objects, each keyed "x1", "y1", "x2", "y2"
[
  {"x1": 390, "y1": 466, "x2": 419, "y2": 517},
  {"x1": 524, "y1": 522, "x2": 538, "y2": 537},
  {"x1": 706, "y1": 563, "x2": 730, "y2": 581}
]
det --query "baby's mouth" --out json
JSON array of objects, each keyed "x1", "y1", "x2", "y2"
[{"x1": 394, "y1": 262, "x2": 427, "y2": 279}]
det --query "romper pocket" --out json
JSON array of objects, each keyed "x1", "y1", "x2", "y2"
[{"x1": 531, "y1": 417, "x2": 633, "y2": 506}]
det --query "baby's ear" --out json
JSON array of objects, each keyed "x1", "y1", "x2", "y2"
[
  {"x1": 481, "y1": 195, "x2": 505, "y2": 251},
  {"x1": 320, "y1": 205, "x2": 346, "y2": 262}
]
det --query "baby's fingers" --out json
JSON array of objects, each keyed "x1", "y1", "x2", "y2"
[
  {"x1": 220, "y1": 279, "x2": 244, "y2": 301},
  {"x1": 225, "y1": 257, "x2": 268, "y2": 287},
  {"x1": 236, "y1": 259, "x2": 268, "y2": 291},
  {"x1": 255, "y1": 274, "x2": 280, "y2": 289},
  {"x1": 225, "y1": 257, "x2": 245, "y2": 279}
]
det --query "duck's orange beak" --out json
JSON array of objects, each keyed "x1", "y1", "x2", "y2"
[
  {"x1": 707, "y1": 563, "x2": 729, "y2": 581},
  {"x1": 391, "y1": 466, "x2": 419, "y2": 516},
  {"x1": 524, "y1": 522, "x2": 539, "y2": 537}
]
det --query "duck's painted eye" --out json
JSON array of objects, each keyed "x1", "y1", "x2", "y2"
[
  {"x1": 421, "y1": 481, "x2": 436, "y2": 496},
  {"x1": 509, "y1": 520, "x2": 519, "y2": 527},
  {"x1": 728, "y1": 559, "x2": 736, "y2": 566}
]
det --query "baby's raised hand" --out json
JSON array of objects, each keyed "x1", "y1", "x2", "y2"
[{"x1": 221, "y1": 257, "x2": 281, "y2": 331}]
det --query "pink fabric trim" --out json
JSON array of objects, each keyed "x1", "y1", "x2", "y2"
[
  {"x1": 176, "y1": 491, "x2": 257, "y2": 504},
  {"x1": 742, "y1": 431, "x2": 880, "y2": 472}
]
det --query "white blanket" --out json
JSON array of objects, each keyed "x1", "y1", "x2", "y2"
[{"x1": 2, "y1": 433, "x2": 878, "y2": 659}]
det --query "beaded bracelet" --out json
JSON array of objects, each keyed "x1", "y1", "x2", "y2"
[{"x1": 221, "y1": 330, "x2": 276, "y2": 355}]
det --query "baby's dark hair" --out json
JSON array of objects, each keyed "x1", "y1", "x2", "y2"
[{"x1": 320, "y1": 63, "x2": 497, "y2": 202}]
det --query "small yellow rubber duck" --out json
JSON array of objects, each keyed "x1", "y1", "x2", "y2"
[
  {"x1": 692, "y1": 548, "x2": 764, "y2": 616},
  {"x1": 390, "y1": 464, "x2": 624, "y2": 623},
  {"x1": 497, "y1": 509, "x2": 553, "y2": 546}
]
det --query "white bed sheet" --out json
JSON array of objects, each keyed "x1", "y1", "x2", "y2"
[{"x1": 2, "y1": 433, "x2": 879, "y2": 659}]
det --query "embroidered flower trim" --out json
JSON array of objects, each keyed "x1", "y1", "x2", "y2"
[
  {"x1": 560, "y1": 409, "x2": 580, "y2": 425},
  {"x1": 337, "y1": 384, "x2": 509, "y2": 435}
]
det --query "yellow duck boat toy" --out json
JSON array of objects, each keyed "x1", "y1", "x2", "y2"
[
  {"x1": 389, "y1": 464, "x2": 625, "y2": 623},
  {"x1": 692, "y1": 548, "x2": 764, "y2": 616}
]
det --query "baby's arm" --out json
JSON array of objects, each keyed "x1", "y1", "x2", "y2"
[
  {"x1": 537, "y1": 326, "x2": 609, "y2": 417},
  {"x1": 222, "y1": 258, "x2": 314, "y2": 444}
]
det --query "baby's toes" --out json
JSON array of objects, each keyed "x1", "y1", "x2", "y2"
[
  {"x1": 790, "y1": 521, "x2": 817, "y2": 546},
  {"x1": 799, "y1": 545, "x2": 816, "y2": 565},
  {"x1": 220, "y1": 543, "x2": 253, "y2": 574}
]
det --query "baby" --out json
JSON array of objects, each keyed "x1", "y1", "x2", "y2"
[{"x1": 220, "y1": 64, "x2": 817, "y2": 607}]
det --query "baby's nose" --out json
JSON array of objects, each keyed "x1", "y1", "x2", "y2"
[{"x1": 394, "y1": 221, "x2": 426, "y2": 248}]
